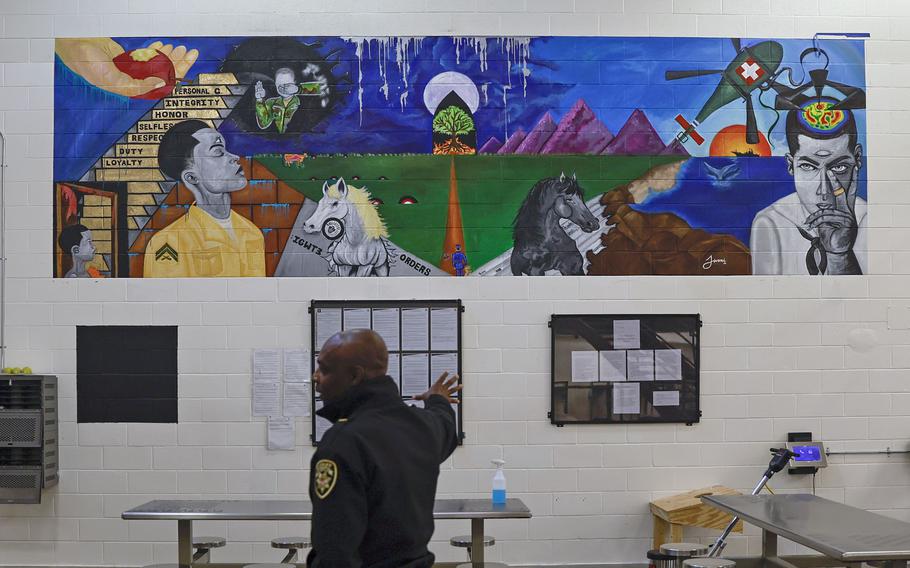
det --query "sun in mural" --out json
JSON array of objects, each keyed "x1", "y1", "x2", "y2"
[{"x1": 709, "y1": 124, "x2": 772, "y2": 157}]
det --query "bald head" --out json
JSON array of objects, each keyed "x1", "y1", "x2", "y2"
[
  {"x1": 314, "y1": 329, "x2": 390, "y2": 402},
  {"x1": 322, "y1": 329, "x2": 389, "y2": 379}
]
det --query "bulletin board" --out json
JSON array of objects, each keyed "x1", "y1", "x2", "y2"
[
  {"x1": 309, "y1": 300, "x2": 464, "y2": 446},
  {"x1": 550, "y1": 314, "x2": 701, "y2": 425}
]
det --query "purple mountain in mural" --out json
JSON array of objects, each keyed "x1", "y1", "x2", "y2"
[
  {"x1": 661, "y1": 137, "x2": 690, "y2": 156},
  {"x1": 601, "y1": 109, "x2": 667, "y2": 155},
  {"x1": 497, "y1": 128, "x2": 527, "y2": 154},
  {"x1": 479, "y1": 136, "x2": 503, "y2": 154},
  {"x1": 481, "y1": 103, "x2": 676, "y2": 156},
  {"x1": 540, "y1": 99, "x2": 614, "y2": 154},
  {"x1": 515, "y1": 113, "x2": 557, "y2": 154}
]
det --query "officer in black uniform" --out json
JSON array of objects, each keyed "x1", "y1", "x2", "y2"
[{"x1": 307, "y1": 329, "x2": 461, "y2": 568}]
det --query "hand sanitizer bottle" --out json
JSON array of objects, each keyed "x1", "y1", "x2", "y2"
[{"x1": 491, "y1": 459, "x2": 507, "y2": 505}]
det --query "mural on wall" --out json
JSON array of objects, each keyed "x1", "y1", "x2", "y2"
[{"x1": 53, "y1": 36, "x2": 868, "y2": 278}]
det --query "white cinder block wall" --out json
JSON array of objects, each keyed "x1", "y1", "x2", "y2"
[{"x1": 1, "y1": 0, "x2": 909, "y2": 566}]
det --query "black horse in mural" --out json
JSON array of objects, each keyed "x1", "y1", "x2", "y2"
[{"x1": 510, "y1": 172, "x2": 600, "y2": 276}]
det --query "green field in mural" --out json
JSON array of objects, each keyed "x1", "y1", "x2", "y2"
[
  {"x1": 257, "y1": 154, "x2": 683, "y2": 269},
  {"x1": 53, "y1": 35, "x2": 868, "y2": 277}
]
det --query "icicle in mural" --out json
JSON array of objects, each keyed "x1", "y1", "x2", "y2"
[{"x1": 53, "y1": 36, "x2": 868, "y2": 278}]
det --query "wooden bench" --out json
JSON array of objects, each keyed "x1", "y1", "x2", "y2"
[{"x1": 650, "y1": 485, "x2": 743, "y2": 549}]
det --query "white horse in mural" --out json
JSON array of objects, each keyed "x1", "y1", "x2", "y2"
[{"x1": 303, "y1": 178, "x2": 390, "y2": 277}]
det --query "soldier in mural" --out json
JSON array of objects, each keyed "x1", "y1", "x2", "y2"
[
  {"x1": 53, "y1": 36, "x2": 868, "y2": 279},
  {"x1": 144, "y1": 120, "x2": 266, "y2": 277},
  {"x1": 750, "y1": 98, "x2": 866, "y2": 275},
  {"x1": 58, "y1": 224, "x2": 103, "y2": 278},
  {"x1": 254, "y1": 67, "x2": 322, "y2": 135},
  {"x1": 218, "y1": 37, "x2": 343, "y2": 137}
]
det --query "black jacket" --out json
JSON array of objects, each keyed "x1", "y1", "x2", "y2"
[{"x1": 307, "y1": 376, "x2": 458, "y2": 568}]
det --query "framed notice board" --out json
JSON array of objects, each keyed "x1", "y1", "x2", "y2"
[
  {"x1": 309, "y1": 300, "x2": 464, "y2": 446},
  {"x1": 550, "y1": 314, "x2": 701, "y2": 425}
]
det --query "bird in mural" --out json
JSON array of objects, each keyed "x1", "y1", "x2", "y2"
[{"x1": 704, "y1": 162, "x2": 741, "y2": 189}]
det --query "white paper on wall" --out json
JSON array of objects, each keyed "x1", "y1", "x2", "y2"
[
  {"x1": 612, "y1": 382, "x2": 640, "y2": 414},
  {"x1": 372, "y1": 308, "x2": 401, "y2": 351},
  {"x1": 267, "y1": 416, "x2": 294, "y2": 450},
  {"x1": 571, "y1": 350, "x2": 598, "y2": 382},
  {"x1": 627, "y1": 350, "x2": 655, "y2": 381},
  {"x1": 613, "y1": 319, "x2": 641, "y2": 350},
  {"x1": 252, "y1": 380, "x2": 281, "y2": 416},
  {"x1": 430, "y1": 307, "x2": 458, "y2": 351},
  {"x1": 655, "y1": 349, "x2": 682, "y2": 381},
  {"x1": 599, "y1": 350, "x2": 627, "y2": 382},
  {"x1": 401, "y1": 308, "x2": 429, "y2": 351}
]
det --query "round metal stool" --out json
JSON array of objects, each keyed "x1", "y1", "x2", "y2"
[
  {"x1": 192, "y1": 536, "x2": 226, "y2": 564},
  {"x1": 683, "y1": 558, "x2": 736, "y2": 568},
  {"x1": 455, "y1": 564, "x2": 508, "y2": 568},
  {"x1": 451, "y1": 534, "x2": 495, "y2": 561},
  {"x1": 648, "y1": 549, "x2": 676, "y2": 568},
  {"x1": 271, "y1": 536, "x2": 311, "y2": 563},
  {"x1": 659, "y1": 543, "x2": 710, "y2": 568}
]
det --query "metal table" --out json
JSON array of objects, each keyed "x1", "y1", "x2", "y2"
[
  {"x1": 123, "y1": 498, "x2": 531, "y2": 567},
  {"x1": 702, "y1": 494, "x2": 910, "y2": 568}
]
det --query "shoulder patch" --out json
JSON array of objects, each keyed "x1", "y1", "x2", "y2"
[
  {"x1": 155, "y1": 243, "x2": 178, "y2": 262},
  {"x1": 314, "y1": 459, "x2": 338, "y2": 499}
]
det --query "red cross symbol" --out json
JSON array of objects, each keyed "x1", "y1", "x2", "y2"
[{"x1": 738, "y1": 58, "x2": 765, "y2": 85}]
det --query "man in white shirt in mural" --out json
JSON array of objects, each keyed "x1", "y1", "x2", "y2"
[{"x1": 750, "y1": 99, "x2": 866, "y2": 275}]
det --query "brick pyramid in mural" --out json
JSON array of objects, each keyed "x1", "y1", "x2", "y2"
[
  {"x1": 77, "y1": 73, "x2": 247, "y2": 275},
  {"x1": 77, "y1": 72, "x2": 449, "y2": 277}
]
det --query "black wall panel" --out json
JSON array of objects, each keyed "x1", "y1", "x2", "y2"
[{"x1": 76, "y1": 326, "x2": 178, "y2": 423}]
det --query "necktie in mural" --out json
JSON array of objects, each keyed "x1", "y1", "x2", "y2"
[{"x1": 52, "y1": 36, "x2": 868, "y2": 278}]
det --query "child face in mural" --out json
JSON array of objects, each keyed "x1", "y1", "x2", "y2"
[
  {"x1": 184, "y1": 128, "x2": 248, "y2": 195},
  {"x1": 73, "y1": 230, "x2": 97, "y2": 262},
  {"x1": 787, "y1": 131, "x2": 863, "y2": 255}
]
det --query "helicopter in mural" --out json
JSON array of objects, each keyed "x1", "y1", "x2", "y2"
[
  {"x1": 666, "y1": 38, "x2": 785, "y2": 146},
  {"x1": 666, "y1": 38, "x2": 867, "y2": 146}
]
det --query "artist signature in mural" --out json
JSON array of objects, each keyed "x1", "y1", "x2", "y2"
[{"x1": 702, "y1": 255, "x2": 728, "y2": 270}]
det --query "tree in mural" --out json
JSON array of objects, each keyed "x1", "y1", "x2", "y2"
[{"x1": 433, "y1": 105, "x2": 475, "y2": 155}]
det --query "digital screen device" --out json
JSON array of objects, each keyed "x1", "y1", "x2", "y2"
[
  {"x1": 792, "y1": 445, "x2": 822, "y2": 461},
  {"x1": 785, "y1": 440, "x2": 828, "y2": 470}
]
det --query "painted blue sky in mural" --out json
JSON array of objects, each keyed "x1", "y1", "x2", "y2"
[{"x1": 54, "y1": 36, "x2": 866, "y2": 181}]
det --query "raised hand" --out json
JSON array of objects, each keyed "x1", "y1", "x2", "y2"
[
  {"x1": 804, "y1": 170, "x2": 857, "y2": 255},
  {"x1": 414, "y1": 372, "x2": 462, "y2": 404},
  {"x1": 255, "y1": 80, "x2": 266, "y2": 101}
]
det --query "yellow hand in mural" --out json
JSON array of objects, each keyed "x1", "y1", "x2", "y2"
[
  {"x1": 56, "y1": 38, "x2": 199, "y2": 99},
  {"x1": 145, "y1": 41, "x2": 199, "y2": 81}
]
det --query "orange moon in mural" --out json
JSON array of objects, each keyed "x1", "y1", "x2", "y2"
[{"x1": 709, "y1": 124, "x2": 772, "y2": 157}]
